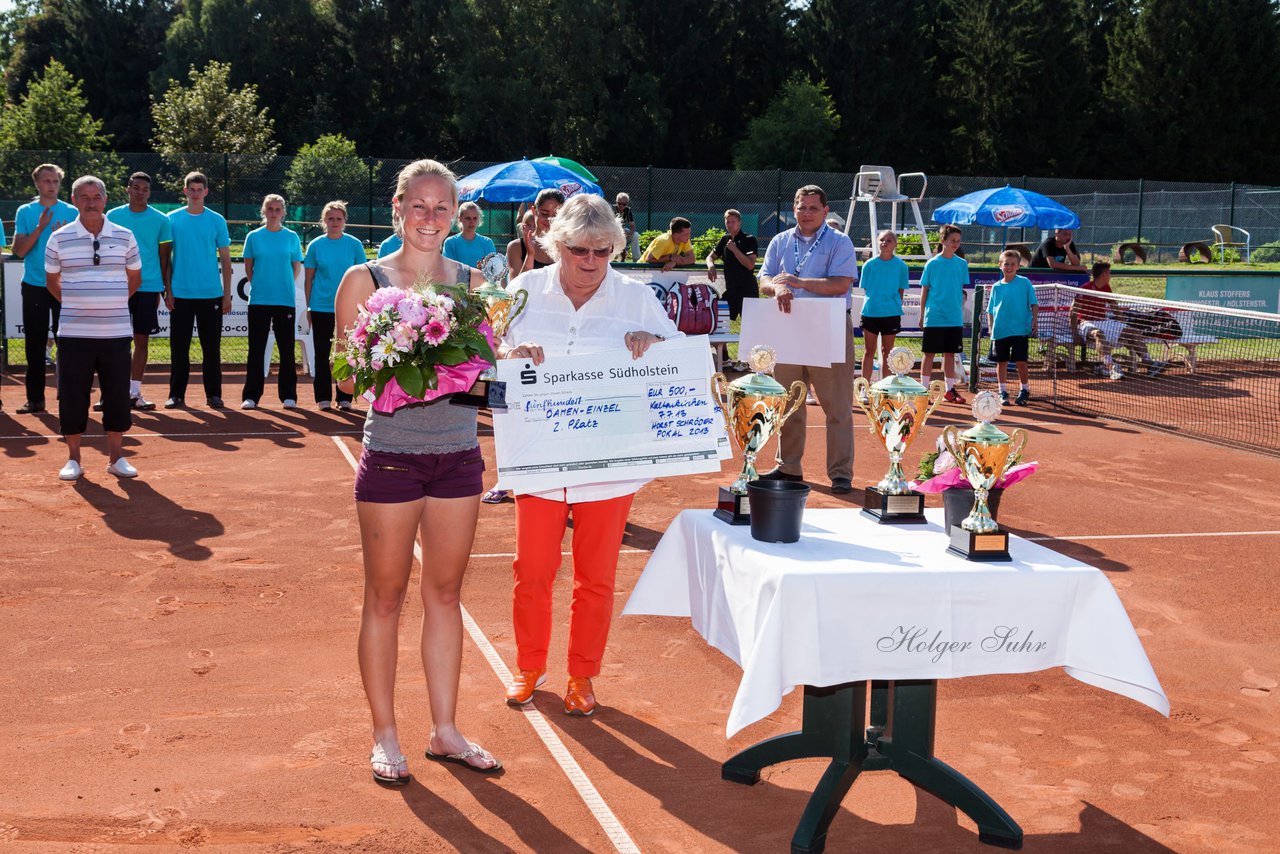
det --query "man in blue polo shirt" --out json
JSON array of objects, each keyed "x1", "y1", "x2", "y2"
[
  {"x1": 164, "y1": 171, "x2": 232, "y2": 409},
  {"x1": 106, "y1": 172, "x2": 172, "y2": 411},
  {"x1": 12, "y1": 163, "x2": 78, "y2": 414},
  {"x1": 758, "y1": 184, "x2": 859, "y2": 494}
]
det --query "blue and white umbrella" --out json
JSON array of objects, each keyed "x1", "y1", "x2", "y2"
[
  {"x1": 932, "y1": 185, "x2": 1080, "y2": 230},
  {"x1": 457, "y1": 158, "x2": 603, "y2": 203}
]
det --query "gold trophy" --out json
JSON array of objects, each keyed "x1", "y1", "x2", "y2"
[
  {"x1": 711, "y1": 345, "x2": 806, "y2": 525},
  {"x1": 941, "y1": 391, "x2": 1028, "y2": 561},
  {"x1": 853, "y1": 346, "x2": 945, "y2": 523},
  {"x1": 452, "y1": 253, "x2": 526, "y2": 409}
]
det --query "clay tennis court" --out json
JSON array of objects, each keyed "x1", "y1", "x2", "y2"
[{"x1": 2, "y1": 366, "x2": 1278, "y2": 853}]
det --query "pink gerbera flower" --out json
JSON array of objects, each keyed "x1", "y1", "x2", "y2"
[{"x1": 423, "y1": 318, "x2": 450, "y2": 346}]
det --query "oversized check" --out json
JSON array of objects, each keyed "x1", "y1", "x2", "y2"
[{"x1": 492, "y1": 335, "x2": 727, "y2": 493}]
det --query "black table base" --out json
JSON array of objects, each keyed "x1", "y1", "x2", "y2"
[{"x1": 722, "y1": 680, "x2": 1023, "y2": 853}]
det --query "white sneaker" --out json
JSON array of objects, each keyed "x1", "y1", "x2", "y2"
[
  {"x1": 317, "y1": 400, "x2": 332, "y2": 410},
  {"x1": 241, "y1": 399, "x2": 257, "y2": 410},
  {"x1": 282, "y1": 399, "x2": 297, "y2": 409},
  {"x1": 1109, "y1": 365, "x2": 1124, "y2": 380},
  {"x1": 58, "y1": 459, "x2": 83, "y2": 481},
  {"x1": 338, "y1": 400, "x2": 353, "y2": 411},
  {"x1": 107, "y1": 457, "x2": 139, "y2": 478}
]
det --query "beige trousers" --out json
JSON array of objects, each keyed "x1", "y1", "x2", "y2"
[{"x1": 772, "y1": 312, "x2": 855, "y2": 482}]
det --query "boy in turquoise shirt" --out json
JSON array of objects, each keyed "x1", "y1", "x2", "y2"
[
  {"x1": 986, "y1": 249, "x2": 1039, "y2": 406},
  {"x1": 106, "y1": 172, "x2": 172, "y2": 410},
  {"x1": 12, "y1": 163, "x2": 78, "y2": 413},
  {"x1": 918, "y1": 224, "x2": 969, "y2": 404}
]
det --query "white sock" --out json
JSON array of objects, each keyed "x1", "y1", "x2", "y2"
[
  {"x1": 130, "y1": 380, "x2": 141, "y2": 397},
  {"x1": 945, "y1": 378, "x2": 956, "y2": 391},
  {"x1": 1021, "y1": 382, "x2": 1029, "y2": 391},
  {"x1": 997, "y1": 382, "x2": 1006, "y2": 392},
  {"x1": 1102, "y1": 355, "x2": 1113, "y2": 367}
]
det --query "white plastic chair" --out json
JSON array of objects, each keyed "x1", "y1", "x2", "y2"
[
  {"x1": 845, "y1": 166, "x2": 932, "y2": 260},
  {"x1": 1211, "y1": 224, "x2": 1250, "y2": 263}
]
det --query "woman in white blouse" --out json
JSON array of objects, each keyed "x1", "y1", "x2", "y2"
[{"x1": 498, "y1": 193, "x2": 680, "y2": 716}]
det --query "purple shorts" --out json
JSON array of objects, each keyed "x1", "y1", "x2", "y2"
[{"x1": 354, "y1": 446, "x2": 485, "y2": 503}]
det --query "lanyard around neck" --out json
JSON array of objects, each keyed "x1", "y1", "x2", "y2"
[{"x1": 792, "y1": 224, "x2": 827, "y2": 276}]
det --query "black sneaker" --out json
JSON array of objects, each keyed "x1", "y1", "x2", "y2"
[
  {"x1": 164, "y1": 397, "x2": 185, "y2": 409},
  {"x1": 132, "y1": 396, "x2": 157, "y2": 411},
  {"x1": 92, "y1": 400, "x2": 105, "y2": 412},
  {"x1": 831, "y1": 477, "x2": 853, "y2": 495},
  {"x1": 16, "y1": 400, "x2": 46, "y2": 415},
  {"x1": 207, "y1": 397, "x2": 225, "y2": 409},
  {"x1": 759, "y1": 468, "x2": 804, "y2": 482},
  {"x1": 1015, "y1": 389, "x2": 1030, "y2": 406}
]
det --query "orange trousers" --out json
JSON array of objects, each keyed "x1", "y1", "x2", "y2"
[{"x1": 513, "y1": 492, "x2": 635, "y2": 678}]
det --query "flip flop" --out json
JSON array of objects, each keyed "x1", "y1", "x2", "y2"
[
  {"x1": 424, "y1": 742, "x2": 502, "y2": 774},
  {"x1": 481, "y1": 488, "x2": 509, "y2": 505},
  {"x1": 370, "y1": 743, "x2": 411, "y2": 787}
]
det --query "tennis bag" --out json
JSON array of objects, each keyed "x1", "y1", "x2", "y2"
[
  {"x1": 665, "y1": 282, "x2": 716, "y2": 335},
  {"x1": 1118, "y1": 307, "x2": 1182, "y2": 340}
]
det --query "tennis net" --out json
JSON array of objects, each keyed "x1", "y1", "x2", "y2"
[{"x1": 1008, "y1": 284, "x2": 1280, "y2": 457}]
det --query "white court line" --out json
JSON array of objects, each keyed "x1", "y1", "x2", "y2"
[
  {"x1": 1026, "y1": 530, "x2": 1280, "y2": 542},
  {"x1": 474, "y1": 550, "x2": 650, "y2": 559},
  {"x1": 329, "y1": 436, "x2": 641, "y2": 854},
  {"x1": 0, "y1": 429, "x2": 364, "y2": 440}
]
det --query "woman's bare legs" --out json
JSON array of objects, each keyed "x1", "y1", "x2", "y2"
[
  {"x1": 861, "y1": 331, "x2": 879, "y2": 382},
  {"x1": 356, "y1": 497, "x2": 424, "y2": 777},
  {"x1": 418, "y1": 494, "x2": 496, "y2": 767}
]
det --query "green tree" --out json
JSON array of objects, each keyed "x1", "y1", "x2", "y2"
[
  {"x1": 1105, "y1": 0, "x2": 1280, "y2": 182},
  {"x1": 732, "y1": 76, "x2": 841, "y2": 171},
  {"x1": 153, "y1": 0, "x2": 334, "y2": 151},
  {"x1": 0, "y1": 58, "x2": 123, "y2": 195},
  {"x1": 4, "y1": 0, "x2": 174, "y2": 150},
  {"x1": 150, "y1": 60, "x2": 278, "y2": 189},
  {"x1": 795, "y1": 0, "x2": 944, "y2": 172},
  {"x1": 284, "y1": 133, "x2": 374, "y2": 207},
  {"x1": 938, "y1": 0, "x2": 1090, "y2": 176}
]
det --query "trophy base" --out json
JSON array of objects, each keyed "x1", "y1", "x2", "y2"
[
  {"x1": 946, "y1": 526, "x2": 1012, "y2": 561},
  {"x1": 714, "y1": 487, "x2": 751, "y2": 525},
  {"x1": 859, "y1": 487, "x2": 927, "y2": 524},
  {"x1": 449, "y1": 379, "x2": 508, "y2": 410}
]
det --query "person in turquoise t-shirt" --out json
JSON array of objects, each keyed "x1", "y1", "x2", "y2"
[
  {"x1": 857, "y1": 229, "x2": 909, "y2": 386},
  {"x1": 442, "y1": 201, "x2": 497, "y2": 269},
  {"x1": 106, "y1": 172, "x2": 173, "y2": 411},
  {"x1": 986, "y1": 249, "x2": 1039, "y2": 406},
  {"x1": 241, "y1": 194, "x2": 303, "y2": 409},
  {"x1": 304, "y1": 200, "x2": 368, "y2": 410},
  {"x1": 919, "y1": 224, "x2": 970, "y2": 404},
  {"x1": 165, "y1": 171, "x2": 233, "y2": 409},
  {"x1": 377, "y1": 231, "x2": 402, "y2": 258},
  {"x1": 12, "y1": 163, "x2": 78, "y2": 413}
]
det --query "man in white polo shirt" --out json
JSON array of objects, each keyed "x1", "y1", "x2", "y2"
[{"x1": 45, "y1": 175, "x2": 142, "y2": 481}]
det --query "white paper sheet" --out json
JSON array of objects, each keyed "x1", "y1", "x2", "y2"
[{"x1": 738, "y1": 297, "x2": 852, "y2": 367}]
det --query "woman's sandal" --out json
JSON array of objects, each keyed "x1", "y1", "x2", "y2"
[
  {"x1": 370, "y1": 743, "x2": 411, "y2": 787},
  {"x1": 481, "y1": 488, "x2": 509, "y2": 505},
  {"x1": 424, "y1": 741, "x2": 503, "y2": 774}
]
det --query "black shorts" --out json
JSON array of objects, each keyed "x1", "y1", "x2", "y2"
[
  {"x1": 922, "y1": 325, "x2": 963, "y2": 354},
  {"x1": 129, "y1": 291, "x2": 161, "y2": 336},
  {"x1": 861, "y1": 315, "x2": 901, "y2": 336},
  {"x1": 992, "y1": 335, "x2": 1029, "y2": 363}
]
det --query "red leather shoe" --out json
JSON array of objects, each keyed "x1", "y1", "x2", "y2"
[
  {"x1": 505, "y1": 668, "x2": 546, "y2": 705},
  {"x1": 564, "y1": 676, "x2": 597, "y2": 716}
]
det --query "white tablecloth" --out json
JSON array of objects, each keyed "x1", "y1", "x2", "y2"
[{"x1": 623, "y1": 508, "x2": 1168, "y2": 737}]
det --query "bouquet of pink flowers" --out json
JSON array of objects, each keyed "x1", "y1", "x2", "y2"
[
  {"x1": 911, "y1": 435, "x2": 1038, "y2": 493},
  {"x1": 332, "y1": 280, "x2": 496, "y2": 414}
]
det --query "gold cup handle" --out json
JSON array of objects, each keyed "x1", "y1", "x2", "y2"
[
  {"x1": 778, "y1": 380, "x2": 808, "y2": 429},
  {"x1": 710, "y1": 372, "x2": 736, "y2": 446},
  {"x1": 507, "y1": 288, "x2": 528, "y2": 323},
  {"x1": 852, "y1": 377, "x2": 874, "y2": 428},
  {"x1": 1004, "y1": 428, "x2": 1028, "y2": 479},
  {"x1": 940, "y1": 425, "x2": 964, "y2": 483},
  {"x1": 922, "y1": 380, "x2": 946, "y2": 423}
]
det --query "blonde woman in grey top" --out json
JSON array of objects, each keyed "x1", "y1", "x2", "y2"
[{"x1": 333, "y1": 160, "x2": 498, "y2": 786}]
